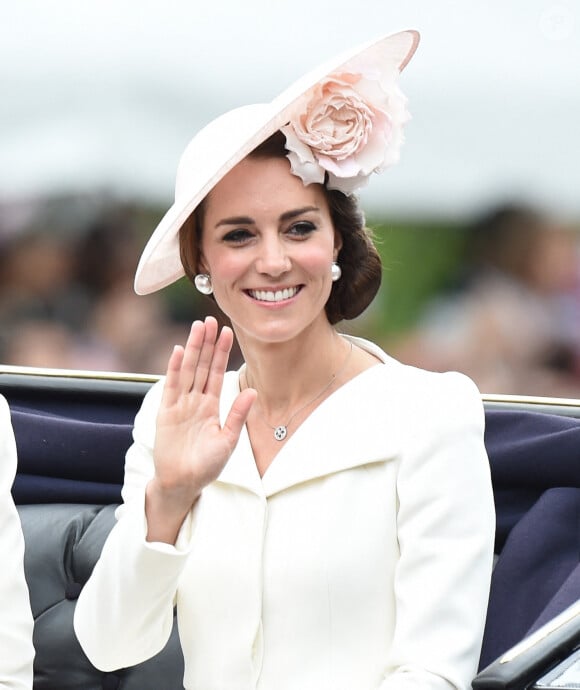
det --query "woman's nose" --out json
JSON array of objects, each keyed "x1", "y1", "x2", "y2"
[{"x1": 255, "y1": 237, "x2": 291, "y2": 276}]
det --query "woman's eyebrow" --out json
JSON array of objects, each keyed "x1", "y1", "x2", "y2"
[
  {"x1": 216, "y1": 206, "x2": 320, "y2": 228},
  {"x1": 216, "y1": 215, "x2": 255, "y2": 228},
  {"x1": 279, "y1": 206, "x2": 320, "y2": 222}
]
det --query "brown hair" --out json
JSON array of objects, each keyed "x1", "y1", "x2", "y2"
[{"x1": 179, "y1": 132, "x2": 382, "y2": 324}]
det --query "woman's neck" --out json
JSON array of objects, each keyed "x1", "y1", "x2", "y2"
[{"x1": 237, "y1": 325, "x2": 350, "y2": 420}]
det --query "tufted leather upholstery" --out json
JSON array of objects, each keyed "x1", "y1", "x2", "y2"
[{"x1": 18, "y1": 503, "x2": 185, "y2": 690}]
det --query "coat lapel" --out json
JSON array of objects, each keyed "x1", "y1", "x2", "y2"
[
  {"x1": 215, "y1": 355, "x2": 401, "y2": 498},
  {"x1": 215, "y1": 370, "x2": 265, "y2": 496},
  {"x1": 261, "y1": 364, "x2": 400, "y2": 497}
]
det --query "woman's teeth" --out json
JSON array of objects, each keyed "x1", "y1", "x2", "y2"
[{"x1": 249, "y1": 287, "x2": 299, "y2": 302}]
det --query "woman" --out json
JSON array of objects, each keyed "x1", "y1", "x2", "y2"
[
  {"x1": 75, "y1": 30, "x2": 495, "y2": 690},
  {"x1": 0, "y1": 394, "x2": 35, "y2": 689}
]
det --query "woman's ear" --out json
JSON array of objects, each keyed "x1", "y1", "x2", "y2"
[
  {"x1": 197, "y1": 253, "x2": 209, "y2": 275},
  {"x1": 333, "y1": 231, "x2": 343, "y2": 259}
]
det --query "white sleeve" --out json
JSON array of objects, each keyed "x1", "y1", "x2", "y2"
[
  {"x1": 74, "y1": 379, "x2": 197, "y2": 671},
  {"x1": 379, "y1": 372, "x2": 495, "y2": 690},
  {"x1": 0, "y1": 395, "x2": 35, "y2": 690}
]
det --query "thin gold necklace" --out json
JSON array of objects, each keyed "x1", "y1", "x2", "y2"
[{"x1": 243, "y1": 341, "x2": 353, "y2": 441}]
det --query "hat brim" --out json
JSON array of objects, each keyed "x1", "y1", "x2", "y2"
[{"x1": 134, "y1": 29, "x2": 420, "y2": 295}]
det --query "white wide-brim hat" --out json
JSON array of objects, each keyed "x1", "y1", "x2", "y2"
[{"x1": 134, "y1": 29, "x2": 420, "y2": 295}]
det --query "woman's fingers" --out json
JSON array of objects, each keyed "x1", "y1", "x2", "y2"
[
  {"x1": 162, "y1": 316, "x2": 231, "y2": 407},
  {"x1": 205, "y1": 326, "x2": 234, "y2": 398},
  {"x1": 160, "y1": 345, "x2": 185, "y2": 408},
  {"x1": 222, "y1": 388, "x2": 257, "y2": 445},
  {"x1": 190, "y1": 317, "x2": 219, "y2": 392},
  {"x1": 179, "y1": 320, "x2": 206, "y2": 393},
  {"x1": 156, "y1": 319, "x2": 249, "y2": 496}
]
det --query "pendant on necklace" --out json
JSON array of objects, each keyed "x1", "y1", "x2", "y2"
[{"x1": 274, "y1": 425, "x2": 288, "y2": 441}]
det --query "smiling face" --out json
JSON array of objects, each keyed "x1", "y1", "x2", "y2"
[{"x1": 198, "y1": 155, "x2": 342, "y2": 345}]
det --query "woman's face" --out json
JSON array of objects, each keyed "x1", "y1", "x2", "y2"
[{"x1": 199, "y1": 155, "x2": 341, "y2": 345}]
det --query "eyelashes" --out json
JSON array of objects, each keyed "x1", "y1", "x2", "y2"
[
  {"x1": 222, "y1": 221, "x2": 317, "y2": 245},
  {"x1": 222, "y1": 229, "x2": 253, "y2": 244},
  {"x1": 288, "y1": 221, "x2": 316, "y2": 237}
]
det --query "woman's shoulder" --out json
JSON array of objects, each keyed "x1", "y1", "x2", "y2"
[
  {"x1": 348, "y1": 335, "x2": 483, "y2": 416},
  {"x1": 349, "y1": 335, "x2": 478, "y2": 386}
]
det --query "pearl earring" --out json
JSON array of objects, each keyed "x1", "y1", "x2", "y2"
[
  {"x1": 331, "y1": 262, "x2": 342, "y2": 282},
  {"x1": 194, "y1": 273, "x2": 213, "y2": 295}
]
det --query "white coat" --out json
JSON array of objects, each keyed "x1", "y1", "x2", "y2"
[
  {"x1": 74, "y1": 337, "x2": 495, "y2": 690},
  {"x1": 0, "y1": 394, "x2": 35, "y2": 690}
]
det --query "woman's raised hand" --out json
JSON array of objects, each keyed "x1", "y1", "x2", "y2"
[{"x1": 145, "y1": 317, "x2": 256, "y2": 544}]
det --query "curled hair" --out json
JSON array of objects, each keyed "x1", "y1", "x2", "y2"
[
  {"x1": 179, "y1": 132, "x2": 382, "y2": 324},
  {"x1": 323, "y1": 190, "x2": 382, "y2": 324}
]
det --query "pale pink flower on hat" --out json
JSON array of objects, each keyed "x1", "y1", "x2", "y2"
[{"x1": 281, "y1": 65, "x2": 410, "y2": 194}]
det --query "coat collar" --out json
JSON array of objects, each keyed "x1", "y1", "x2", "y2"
[{"x1": 216, "y1": 336, "x2": 402, "y2": 498}]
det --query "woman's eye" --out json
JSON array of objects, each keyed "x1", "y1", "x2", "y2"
[
  {"x1": 288, "y1": 221, "x2": 316, "y2": 237},
  {"x1": 223, "y1": 229, "x2": 253, "y2": 244}
]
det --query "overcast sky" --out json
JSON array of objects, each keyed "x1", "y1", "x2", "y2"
[{"x1": 1, "y1": 0, "x2": 579, "y2": 219}]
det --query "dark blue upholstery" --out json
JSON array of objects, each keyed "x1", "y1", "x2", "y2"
[
  {"x1": 485, "y1": 409, "x2": 580, "y2": 550},
  {"x1": 11, "y1": 407, "x2": 129, "y2": 504},
  {"x1": 7, "y1": 375, "x2": 145, "y2": 505},
  {"x1": 480, "y1": 409, "x2": 580, "y2": 668}
]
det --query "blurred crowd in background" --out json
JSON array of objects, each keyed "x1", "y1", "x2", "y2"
[
  {"x1": 0, "y1": 195, "x2": 207, "y2": 375},
  {"x1": 390, "y1": 204, "x2": 580, "y2": 397},
  {"x1": 1, "y1": 194, "x2": 579, "y2": 398}
]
